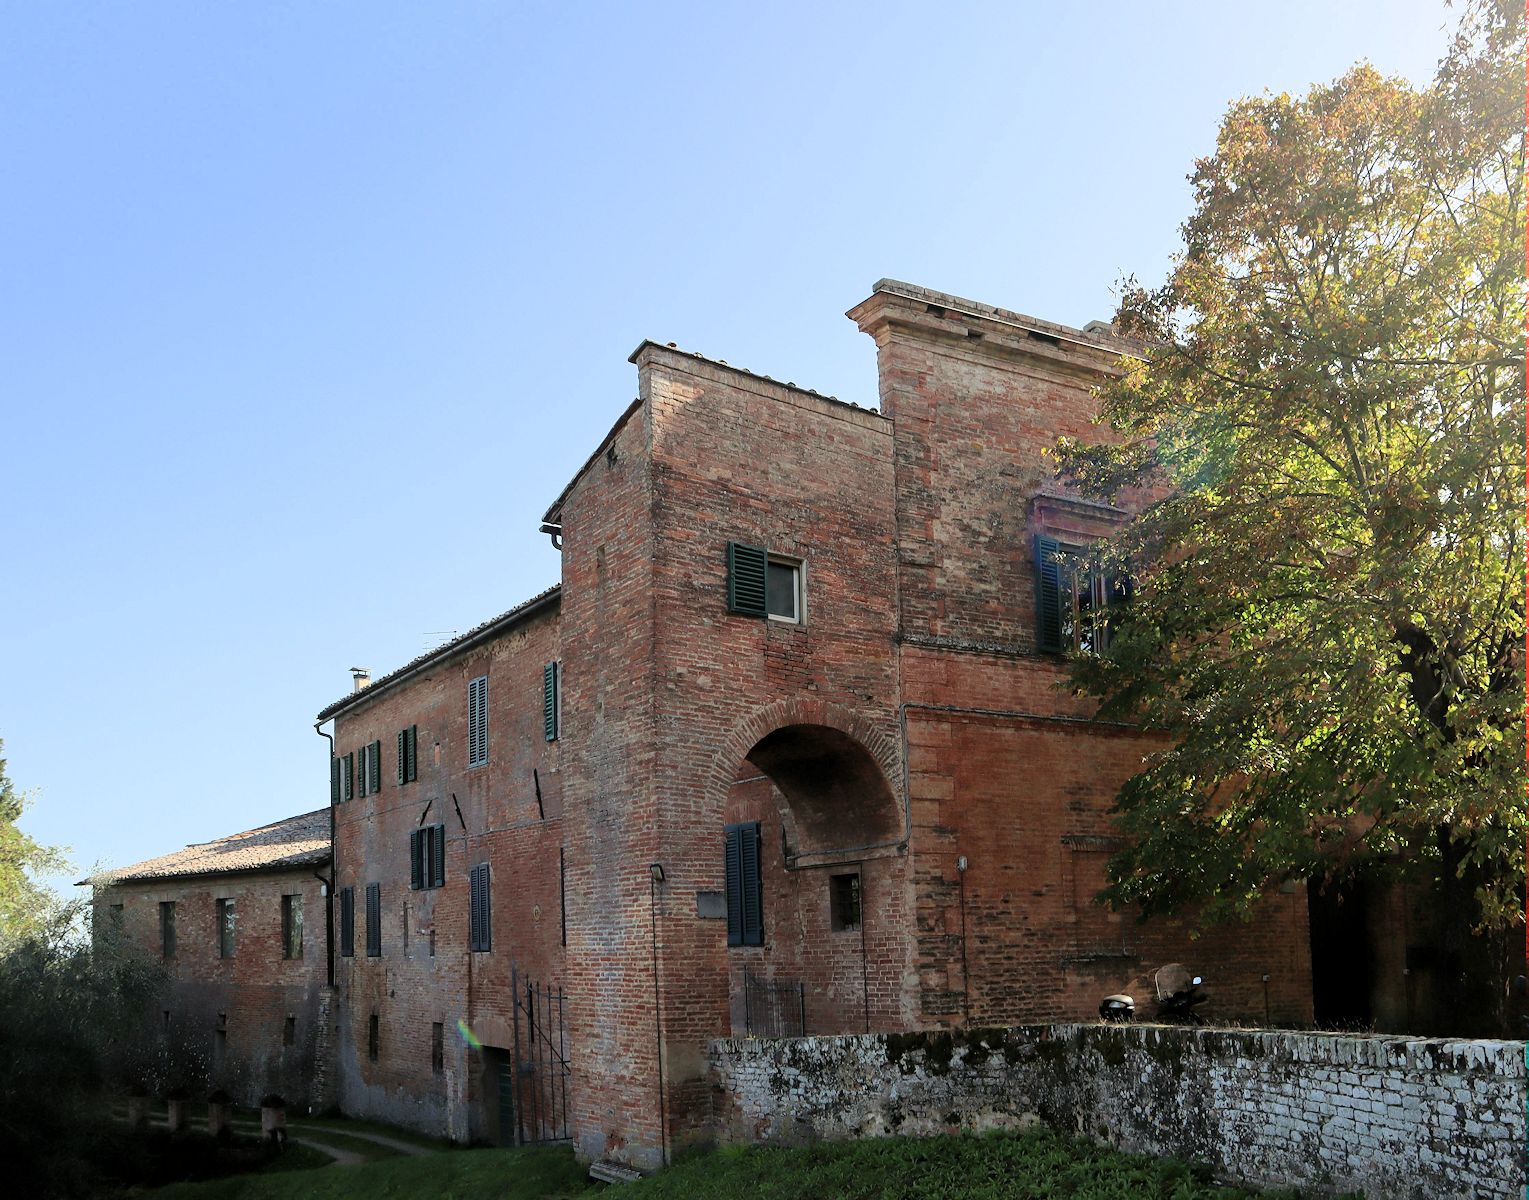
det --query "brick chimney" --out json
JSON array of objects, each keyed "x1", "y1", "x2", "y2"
[{"x1": 350, "y1": 667, "x2": 371, "y2": 693}]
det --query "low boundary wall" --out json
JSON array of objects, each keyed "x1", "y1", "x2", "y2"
[{"x1": 707, "y1": 1025, "x2": 1526, "y2": 1200}]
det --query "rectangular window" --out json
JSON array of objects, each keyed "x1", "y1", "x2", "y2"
[
  {"x1": 339, "y1": 886, "x2": 355, "y2": 958},
  {"x1": 159, "y1": 901, "x2": 176, "y2": 959},
  {"x1": 1034, "y1": 535, "x2": 1131, "y2": 655},
  {"x1": 724, "y1": 822, "x2": 764, "y2": 947},
  {"x1": 396, "y1": 725, "x2": 418, "y2": 785},
  {"x1": 284, "y1": 1016, "x2": 296, "y2": 1047},
  {"x1": 410, "y1": 824, "x2": 446, "y2": 890},
  {"x1": 281, "y1": 893, "x2": 304, "y2": 959},
  {"x1": 356, "y1": 743, "x2": 380, "y2": 797},
  {"x1": 216, "y1": 898, "x2": 236, "y2": 959},
  {"x1": 829, "y1": 872, "x2": 862, "y2": 932},
  {"x1": 468, "y1": 675, "x2": 489, "y2": 766},
  {"x1": 727, "y1": 542, "x2": 803, "y2": 623},
  {"x1": 543, "y1": 662, "x2": 559, "y2": 741},
  {"x1": 368, "y1": 1013, "x2": 379, "y2": 1062},
  {"x1": 365, "y1": 883, "x2": 381, "y2": 957},
  {"x1": 469, "y1": 863, "x2": 492, "y2": 952},
  {"x1": 431, "y1": 1022, "x2": 444, "y2": 1076}
]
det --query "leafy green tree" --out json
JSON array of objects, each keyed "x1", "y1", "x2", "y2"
[
  {"x1": 1056, "y1": 1, "x2": 1524, "y2": 1032},
  {"x1": 0, "y1": 740, "x2": 71, "y2": 948}
]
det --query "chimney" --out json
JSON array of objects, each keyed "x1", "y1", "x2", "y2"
[{"x1": 350, "y1": 667, "x2": 371, "y2": 693}]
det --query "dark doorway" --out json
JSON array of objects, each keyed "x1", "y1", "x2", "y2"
[
  {"x1": 1308, "y1": 878, "x2": 1373, "y2": 1028},
  {"x1": 480, "y1": 1047, "x2": 514, "y2": 1147}
]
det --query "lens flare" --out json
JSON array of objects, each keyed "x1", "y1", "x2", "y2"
[{"x1": 456, "y1": 1018, "x2": 482, "y2": 1049}]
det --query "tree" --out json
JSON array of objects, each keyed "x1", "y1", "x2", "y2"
[
  {"x1": 1055, "y1": 1, "x2": 1524, "y2": 1032},
  {"x1": 0, "y1": 740, "x2": 71, "y2": 948}
]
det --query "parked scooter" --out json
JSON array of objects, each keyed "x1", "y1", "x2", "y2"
[
  {"x1": 1153, "y1": 962, "x2": 1208, "y2": 1024},
  {"x1": 1098, "y1": 962, "x2": 1209, "y2": 1024}
]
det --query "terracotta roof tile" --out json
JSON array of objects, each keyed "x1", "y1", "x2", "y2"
[{"x1": 93, "y1": 809, "x2": 331, "y2": 885}]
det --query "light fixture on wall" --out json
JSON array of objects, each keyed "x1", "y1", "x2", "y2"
[
  {"x1": 956, "y1": 855, "x2": 968, "y2": 873},
  {"x1": 649, "y1": 863, "x2": 666, "y2": 884}
]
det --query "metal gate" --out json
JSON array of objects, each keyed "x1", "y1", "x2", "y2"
[
  {"x1": 509, "y1": 969, "x2": 571, "y2": 1144},
  {"x1": 743, "y1": 968, "x2": 806, "y2": 1038}
]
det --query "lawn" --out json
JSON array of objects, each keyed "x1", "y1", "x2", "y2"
[{"x1": 144, "y1": 1126, "x2": 1336, "y2": 1200}]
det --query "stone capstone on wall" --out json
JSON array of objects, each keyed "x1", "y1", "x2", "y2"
[{"x1": 707, "y1": 1025, "x2": 1526, "y2": 1200}]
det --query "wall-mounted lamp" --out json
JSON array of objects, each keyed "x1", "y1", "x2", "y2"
[
  {"x1": 648, "y1": 863, "x2": 666, "y2": 885},
  {"x1": 956, "y1": 855, "x2": 968, "y2": 873}
]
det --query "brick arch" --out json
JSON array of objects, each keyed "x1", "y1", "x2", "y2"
[{"x1": 706, "y1": 698, "x2": 906, "y2": 847}]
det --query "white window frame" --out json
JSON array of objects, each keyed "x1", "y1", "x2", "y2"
[{"x1": 765, "y1": 555, "x2": 804, "y2": 625}]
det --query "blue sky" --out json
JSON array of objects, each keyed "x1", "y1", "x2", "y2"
[{"x1": 1, "y1": 2, "x2": 1454, "y2": 893}]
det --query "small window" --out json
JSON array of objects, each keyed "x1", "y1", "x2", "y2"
[
  {"x1": 727, "y1": 542, "x2": 804, "y2": 623},
  {"x1": 829, "y1": 872, "x2": 861, "y2": 932},
  {"x1": 469, "y1": 863, "x2": 492, "y2": 952},
  {"x1": 724, "y1": 822, "x2": 763, "y2": 947},
  {"x1": 410, "y1": 825, "x2": 446, "y2": 890},
  {"x1": 543, "y1": 662, "x2": 560, "y2": 742},
  {"x1": 368, "y1": 1013, "x2": 379, "y2": 1062},
  {"x1": 339, "y1": 886, "x2": 355, "y2": 958},
  {"x1": 766, "y1": 557, "x2": 802, "y2": 623},
  {"x1": 159, "y1": 902, "x2": 176, "y2": 959},
  {"x1": 468, "y1": 676, "x2": 489, "y2": 767},
  {"x1": 356, "y1": 742, "x2": 381, "y2": 797},
  {"x1": 281, "y1": 893, "x2": 304, "y2": 959},
  {"x1": 1034, "y1": 535, "x2": 1131, "y2": 655},
  {"x1": 284, "y1": 1016, "x2": 296, "y2": 1047},
  {"x1": 216, "y1": 898, "x2": 236, "y2": 959},
  {"x1": 365, "y1": 883, "x2": 381, "y2": 957},
  {"x1": 431, "y1": 1021, "x2": 444, "y2": 1076},
  {"x1": 397, "y1": 725, "x2": 418, "y2": 785}
]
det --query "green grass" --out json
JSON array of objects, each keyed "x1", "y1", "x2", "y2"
[
  {"x1": 143, "y1": 1126, "x2": 1345, "y2": 1200},
  {"x1": 146, "y1": 1145, "x2": 588, "y2": 1200},
  {"x1": 627, "y1": 1128, "x2": 1312, "y2": 1200}
]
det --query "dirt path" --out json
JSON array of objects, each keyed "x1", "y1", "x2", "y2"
[{"x1": 288, "y1": 1125, "x2": 431, "y2": 1156}]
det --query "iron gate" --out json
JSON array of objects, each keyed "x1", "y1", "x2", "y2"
[
  {"x1": 509, "y1": 969, "x2": 571, "y2": 1144},
  {"x1": 743, "y1": 968, "x2": 806, "y2": 1037}
]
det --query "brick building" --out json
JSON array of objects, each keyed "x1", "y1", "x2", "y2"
[
  {"x1": 316, "y1": 280, "x2": 1313, "y2": 1167},
  {"x1": 90, "y1": 809, "x2": 332, "y2": 1108}
]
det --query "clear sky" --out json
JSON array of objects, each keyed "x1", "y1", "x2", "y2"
[{"x1": 2, "y1": 1, "x2": 1455, "y2": 893}]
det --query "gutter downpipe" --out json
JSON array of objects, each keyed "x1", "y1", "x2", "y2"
[{"x1": 314, "y1": 720, "x2": 336, "y2": 988}]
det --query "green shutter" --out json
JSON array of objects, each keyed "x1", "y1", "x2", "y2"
[
  {"x1": 740, "y1": 822, "x2": 763, "y2": 946},
  {"x1": 543, "y1": 662, "x2": 558, "y2": 741},
  {"x1": 331, "y1": 758, "x2": 340, "y2": 805},
  {"x1": 431, "y1": 823, "x2": 446, "y2": 888},
  {"x1": 406, "y1": 725, "x2": 418, "y2": 782},
  {"x1": 340, "y1": 887, "x2": 354, "y2": 957},
  {"x1": 409, "y1": 829, "x2": 421, "y2": 890},
  {"x1": 1034, "y1": 535, "x2": 1065, "y2": 653},
  {"x1": 727, "y1": 542, "x2": 768, "y2": 617},
  {"x1": 724, "y1": 826, "x2": 743, "y2": 946}
]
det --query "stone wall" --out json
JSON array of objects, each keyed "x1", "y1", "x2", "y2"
[{"x1": 708, "y1": 1025, "x2": 1526, "y2": 1200}]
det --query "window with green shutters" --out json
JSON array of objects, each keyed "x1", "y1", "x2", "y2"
[
  {"x1": 469, "y1": 863, "x2": 491, "y2": 952},
  {"x1": 724, "y1": 821, "x2": 763, "y2": 947},
  {"x1": 365, "y1": 883, "x2": 381, "y2": 957},
  {"x1": 410, "y1": 824, "x2": 446, "y2": 890},
  {"x1": 1034, "y1": 534, "x2": 1132, "y2": 656},
  {"x1": 468, "y1": 676, "x2": 488, "y2": 767},
  {"x1": 355, "y1": 742, "x2": 381, "y2": 797},
  {"x1": 330, "y1": 758, "x2": 341, "y2": 805},
  {"x1": 727, "y1": 542, "x2": 803, "y2": 623},
  {"x1": 543, "y1": 662, "x2": 559, "y2": 741},
  {"x1": 396, "y1": 725, "x2": 418, "y2": 785},
  {"x1": 339, "y1": 887, "x2": 354, "y2": 958},
  {"x1": 340, "y1": 752, "x2": 354, "y2": 802}
]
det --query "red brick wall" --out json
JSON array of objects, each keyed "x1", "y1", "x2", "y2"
[
  {"x1": 96, "y1": 869, "x2": 327, "y2": 1107},
  {"x1": 331, "y1": 602, "x2": 565, "y2": 1139}
]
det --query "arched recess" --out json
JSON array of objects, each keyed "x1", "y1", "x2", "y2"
[{"x1": 708, "y1": 698, "x2": 905, "y2": 860}]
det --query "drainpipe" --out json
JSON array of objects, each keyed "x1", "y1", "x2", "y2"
[{"x1": 314, "y1": 720, "x2": 336, "y2": 988}]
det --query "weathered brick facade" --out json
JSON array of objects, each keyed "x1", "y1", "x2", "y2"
[
  {"x1": 92, "y1": 810, "x2": 331, "y2": 1109},
  {"x1": 316, "y1": 280, "x2": 1314, "y2": 1166}
]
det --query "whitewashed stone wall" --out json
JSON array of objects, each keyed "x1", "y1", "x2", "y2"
[{"x1": 706, "y1": 1025, "x2": 1526, "y2": 1200}]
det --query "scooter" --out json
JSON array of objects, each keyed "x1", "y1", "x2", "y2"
[
  {"x1": 1153, "y1": 962, "x2": 1208, "y2": 1024},
  {"x1": 1098, "y1": 962, "x2": 1209, "y2": 1024}
]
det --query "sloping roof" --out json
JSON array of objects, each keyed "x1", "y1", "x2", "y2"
[
  {"x1": 315, "y1": 584, "x2": 561, "y2": 722},
  {"x1": 92, "y1": 808, "x2": 331, "y2": 886}
]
